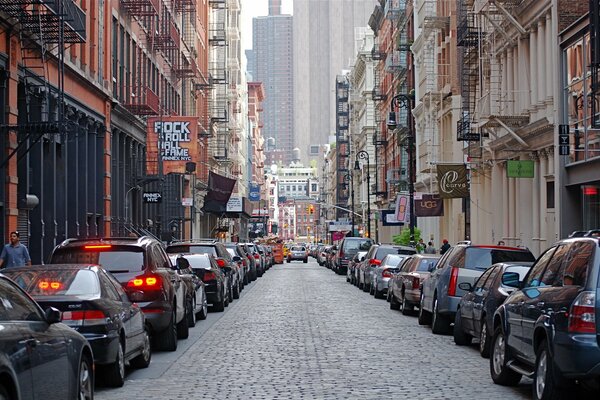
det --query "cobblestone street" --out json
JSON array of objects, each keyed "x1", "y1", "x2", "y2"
[{"x1": 97, "y1": 261, "x2": 532, "y2": 399}]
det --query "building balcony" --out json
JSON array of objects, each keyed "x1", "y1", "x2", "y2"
[
  {"x1": 385, "y1": 50, "x2": 407, "y2": 73},
  {"x1": 209, "y1": 23, "x2": 226, "y2": 45},
  {"x1": 208, "y1": 0, "x2": 225, "y2": 9},
  {"x1": 120, "y1": 0, "x2": 159, "y2": 17},
  {"x1": 385, "y1": 0, "x2": 406, "y2": 20},
  {"x1": 123, "y1": 86, "x2": 160, "y2": 116},
  {"x1": 371, "y1": 87, "x2": 387, "y2": 102}
]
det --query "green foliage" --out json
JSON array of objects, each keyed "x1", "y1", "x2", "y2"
[
  {"x1": 392, "y1": 227, "x2": 421, "y2": 246},
  {"x1": 310, "y1": 159, "x2": 317, "y2": 169}
]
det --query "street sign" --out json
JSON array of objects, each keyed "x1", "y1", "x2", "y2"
[
  {"x1": 328, "y1": 221, "x2": 352, "y2": 232},
  {"x1": 181, "y1": 197, "x2": 193, "y2": 207},
  {"x1": 143, "y1": 192, "x2": 162, "y2": 203},
  {"x1": 559, "y1": 124, "x2": 570, "y2": 156}
]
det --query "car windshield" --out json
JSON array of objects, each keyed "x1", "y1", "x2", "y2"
[
  {"x1": 51, "y1": 247, "x2": 145, "y2": 272},
  {"x1": 344, "y1": 239, "x2": 374, "y2": 253},
  {"x1": 166, "y1": 245, "x2": 217, "y2": 256},
  {"x1": 465, "y1": 248, "x2": 535, "y2": 270},
  {"x1": 4, "y1": 269, "x2": 100, "y2": 297}
]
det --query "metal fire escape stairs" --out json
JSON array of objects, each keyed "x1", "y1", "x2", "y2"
[{"x1": 335, "y1": 75, "x2": 350, "y2": 220}]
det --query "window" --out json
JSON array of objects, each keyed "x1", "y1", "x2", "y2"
[
  {"x1": 540, "y1": 244, "x2": 569, "y2": 286},
  {"x1": 474, "y1": 267, "x2": 495, "y2": 292},
  {"x1": 524, "y1": 246, "x2": 557, "y2": 287},
  {"x1": 0, "y1": 279, "x2": 43, "y2": 322},
  {"x1": 559, "y1": 240, "x2": 594, "y2": 286},
  {"x1": 546, "y1": 181, "x2": 555, "y2": 209}
]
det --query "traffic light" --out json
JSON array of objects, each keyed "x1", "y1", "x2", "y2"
[{"x1": 308, "y1": 204, "x2": 315, "y2": 214}]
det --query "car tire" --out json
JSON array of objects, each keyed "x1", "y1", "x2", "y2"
[
  {"x1": 453, "y1": 309, "x2": 472, "y2": 346},
  {"x1": 490, "y1": 326, "x2": 521, "y2": 386},
  {"x1": 479, "y1": 320, "x2": 492, "y2": 358},
  {"x1": 401, "y1": 293, "x2": 413, "y2": 315},
  {"x1": 303, "y1": 258, "x2": 308, "y2": 263},
  {"x1": 198, "y1": 292, "x2": 208, "y2": 320},
  {"x1": 187, "y1": 298, "x2": 196, "y2": 328},
  {"x1": 104, "y1": 340, "x2": 125, "y2": 387},
  {"x1": 369, "y1": 283, "x2": 375, "y2": 295},
  {"x1": 155, "y1": 310, "x2": 178, "y2": 351},
  {"x1": 390, "y1": 292, "x2": 400, "y2": 310},
  {"x1": 286, "y1": 259, "x2": 290, "y2": 263},
  {"x1": 431, "y1": 298, "x2": 451, "y2": 335},
  {"x1": 0, "y1": 384, "x2": 10, "y2": 400},
  {"x1": 418, "y1": 294, "x2": 432, "y2": 325},
  {"x1": 78, "y1": 354, "x2": 94, "y2": 400},
  {"x1": 131, "y1": 327, "x2": 152, "y2": 369},
  {"x1": 176, "y1": 304, "x2": 190, "y2": 339},
  {"x1": 233, "y1": 280, "x2": 240, "y2": 299},
  {"x1": 374, "y1": 286, "x2": 384, "y2": 299},
  {"x1": 213, "y1": 289, "x2": 225, "y2": 312},
  {"x1": 533, "y1": 340, "x2": 570, "y2": 400}
]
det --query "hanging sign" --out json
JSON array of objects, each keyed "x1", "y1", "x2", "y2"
[
  {"x1": 415, "y1": 194, "x2": 444, "y2": 217},
  {"x1": 146, "y1": 117, "x2": 199, "y2": 175},
  {"x1": 437, "y1": 164, "x2": 469, "y2": 198},
  {"x1": 506, "y1": 160, "x2": 534, "y2": 178},
  {"x1": 143, "y1": 192, "x2": 162, "y2": 203}
]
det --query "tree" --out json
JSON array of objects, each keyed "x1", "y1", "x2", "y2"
[{"x1": 392, "y1": 227, "x2": 421, "y2": 246}]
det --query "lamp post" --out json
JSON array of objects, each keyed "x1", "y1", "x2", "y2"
[
  {"x1": 354, "y1": 151, "x2": 371, "y2": 239},
  {"x1": 387, "y1": 91, "x2": 416, "y2": 245},
  {"x1": 344, "y1": 172, "x2": 355, "y2": 237}
]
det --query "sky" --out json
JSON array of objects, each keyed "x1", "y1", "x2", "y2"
[{"x1": 241, "y1": 0, "x2": 294, "y2": 52}]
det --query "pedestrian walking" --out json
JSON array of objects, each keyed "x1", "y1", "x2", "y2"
[
  {"x1": 424, "y1": 241, "x2": 436, "y2": 254},
  {"x1": 440, "y1": 239, "x2": 451, "y2": 255},
  {"x1": 416, "y1": 238, "x2": 425, "y2": 253},
  {"x1": 0, "y1": 231, "x2": 32, "y2": 269}
]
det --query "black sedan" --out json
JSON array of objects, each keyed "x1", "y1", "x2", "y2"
[
  {"x1": 174, "y1": 254, "x2": 229, "y2": 312},
  {"x1": 3, "y1": 264, "x2": 152, "y2": 387},
  {"x1": 453, "y1": 261, "x2": 532, "y2": 357},
  {"x1": 169, "y1": 255, "x2": 209, "y2": 327},
  {"x1": 0, "y1": 273, "x2": 94, "y2": 399}
]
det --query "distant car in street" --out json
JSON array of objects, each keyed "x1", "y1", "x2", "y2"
[
  {"x1": 347, "y1": 251, "x2": 368, "y2": 285},
  {"x1": 168, "y1": 255, "x2": 209, "y2": 325},
  {"x1": 358, "y1": 244, "x2": 417, "y2": 293},
  {"x1": 388, "y1": 254, "x2": 439, "y2": 315},
  {"x1": 452, "y1": 261, "x2": 532, "y2": 357},
  {"x1": 334, "y1": 237, "x2": 374, "y2": 275},
  {"x1": 0, "y1": 273, "x2": 95, "y2": 399},
  {"x1": 287, "y1": 246, "x2": 308, "y2": 263},
  {"x1": 4, "y1": 264, "x2": 152, "y2": 387}
]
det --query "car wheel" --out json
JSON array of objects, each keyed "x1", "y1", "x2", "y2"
[
  {"x1": 78, "y1": 354, "x2": 94, "y2": 400},
  {"x1": 0, "y1": 384, "x2": 10, "y2": 400},
  {"x1": 198, "y1": 292, "x2": 208, "y2": 320},
  {"x1": 131, "y1": 327, "x2": 152, "y2": 369},
  {"x1": 401, "y1": 292, "x2": 413, "y2": 315},
  {"x1": 453, "y1": 309, "x2": 472, "y2": 346},
  {"x1": 213, "y1": 289, "x2": 225, "y2": 312},
  {"x1": 374, "y1": 285, "x2": 384, "y2": 299},
  {"x1": 389, "y1": 292, "x2": 400, "y2": 310},
  {"x1": 303, "y1": 258, "x2": 308, "y2": 263},
  {"x1": 187, "y1": 298, "x2": 196, "y2": 328},
  {"x1": 418, "y1": 294, "x2": 432, "y2": 325},
  {"x1": 176, "y1": 304, "x2": 189, "y2": 339},
  {"x1": 431, "y1": 298, "x2": 450, "y2": 335},
  {"x1": 479, "y1": 320, "x2": 492, "y2": 358},
  {"x1": 233, "y1": 280, "x2": 240, "y2": 299},
  {"x1": 155, "y1": 310, "x2": 178, "y2": 351},
  {"x1": 103, "y1": 340, "x2": 125, "y2": 387},
  {"x1": 490, "y1": 326, "x2": 521, "y2": 386},
  {"x1": 533, "y1": 340, "x2": 570, "y2": 400}
]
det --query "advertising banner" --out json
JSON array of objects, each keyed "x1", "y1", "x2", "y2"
[
  {"x1": 143, "y1": 192, "x2": 162, "y2": 203},
  {"x1": 506, "y1": 160, "x2": 534, "y2": 178},
  {"x1": 249, "y1": 183, "x2": 261, "y2": 202},
  {"x1": 437, "y1": 164, "x2": 469, "y2": 198},
  {"x1": 226, "y1": 197, "x2": 243, "y2": 212},
  {"x1": 381, "y1": 210, "x2": 404, "y2": 226},
  {"x1": 395, "y1": 194, "x2": 409, "y2": 223},
  {"x1": 202, "y1": 171, "x2": 237, "y2": 213},
  {"x1": 414, "y1": 194, "x2": 444, "y2": 217},
  {"x1": 146, "y1": 117, "x2": 199, "y2": 175}
]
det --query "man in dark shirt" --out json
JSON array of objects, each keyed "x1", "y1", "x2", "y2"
[
  {"x1": 439, "y1": 239, "x2": 451, "y2": 255},
  {"x1": 0, "y1": 231, "x2": 32, "y2": 269}
]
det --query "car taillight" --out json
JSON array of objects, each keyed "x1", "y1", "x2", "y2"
[
  {"x1": 216, "y1": 259, "x2": 226, "y2": 267},
  {"x1": 62, "y1": 310, "x2": 107, "y2": 327},
  {"x1": 242, "y1": 259, "x2": 247, "y2": 266},
  {"x1": 448, "y1": 266, "x2": 459, "y2": 297},
  {"x1": 127, "y1": 274, "x2": 162, "y2": 290},
  {"x1": 382, "y1": 269, "x2": 393, "y2": 278},
  {"x1": 254, "y1": 254, "x2": 260, "y2": 259},
  {"x1": 370, "y1": 259, "x2": 381, "y2": 266},
  {"x1": 339, "y1": 250, "x2": 345, "y2": 259},
  {"x1": 202, "y1": 271, "x2": 216, "y2": 282},
  {"x1": 568, "y1": 291, "x2": 596, "y2": 334},
  {"x1": 412, "y1": 276, "x2": 420, "y2": 290}
]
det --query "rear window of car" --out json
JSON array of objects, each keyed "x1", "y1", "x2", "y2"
[
  {"x1": 51, "y1": 247, "x2": 145, "y2": 273},
  {"x1": 226, "y1": 248, "x2": 236, "y2": 257},
  {"x1": 417, "y1": 258, "x2": 438, "y2": 272},
  {"x1": 464, "y1": 247, "x2": 535, "y2": 270},
  {"x1": 291, "y1": 246, "x2": 305, "y2": 251},
  {"x1": 376, "y1": 247, "x2": 401, "y2": 260},
  {"x1": 343, "y1": 239, "x2": 374, "y2": 253},
  {"x1": 180, "y1": 255, "x2": 212, "y2": 269},
  {"x1": 166, "y1": 245, "x2": 217, "y2": 256},
  {"x1": 5, "y1": 269, "x2": 100, "y2": 297},
  {"x1": 382, "y1": 255, "x2": 403, "y2": 267}
]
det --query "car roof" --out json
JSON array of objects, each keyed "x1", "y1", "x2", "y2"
[
  {"x1": 58, "y1": 236, "x2": 158, "y2": 248},
  {"x1": 5, "y1": 264, "x2": 100, "y2": 271}
]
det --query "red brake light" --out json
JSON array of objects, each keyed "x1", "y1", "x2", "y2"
[
  {"x1": 84, "y1": 244, "x2": 112, "y2": 250},
  {"x1": 370, "y1": 259, "x2": 381, "y2": 266},
  {"x1": 382, "y1": 269, "x2": 393, "y2": 278},
  {"x1": 127, "y1": 274, "x2": 161, "y2": 289},
  {"x1": 38, "y1": 281, "x2": 63, "y2": 290},
  {"x1": 448, "y1": 266, "x2": 459, "y2": 297},
  {"x1": 242, "y1": 260, "x2": 247, "y2": 266},
  {"x1": 202, "y1": 271, "x2": 216, "y2": 281},
  {"x1": 568, "y1": 291, "x2": 596, "y2": 333},
  {"x1": 62, "y1": 310, "x2": 107, "y2": 326},
  {"x1": 254, "y1": 254, "x2": 260, "y2": 259},
  {"x1": 216, "y1": 259, "x2": 226, "y2": 268},
  {"x1": 412, "y1": 276, "x2": 421, "y2": 290}
]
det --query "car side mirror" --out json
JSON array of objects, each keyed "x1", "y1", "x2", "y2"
[
  {"x1": 45, "y1": 307, "x2": 62, "y2": 324},
  {"x1": 501, "y1": 272, "x2": 521, "y2": 289},
  {"x1": 458, "y1": 282, "x2": 473, "y2": 292},
  {"x1": 176, "y1": 257, "x2": 190, "y2": 271},
  {"x1": 360, "y1": 256, "x2": 365, "y2": 262}
]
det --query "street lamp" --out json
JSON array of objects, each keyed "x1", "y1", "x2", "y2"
[
  {"x1": 343, "y1": 173, "x2": 355, "y2": 237},
  {"x1": 387, "y1": 91, "x2": 416, "y2": 244},
  {"x1": 354, "y1": 150, "x2": 371, "y2": 239}
]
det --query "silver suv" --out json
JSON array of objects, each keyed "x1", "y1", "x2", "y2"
[{"x1": 418, "y1": 244, "x2": 535, "y2": 334}]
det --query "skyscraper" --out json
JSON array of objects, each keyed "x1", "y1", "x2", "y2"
[
  {"x1": 293, "y1": 0, "x2": 377, "y2": 165},
  {"x1": 248, "y1": 0, "x2": 294, "y2": 166}
]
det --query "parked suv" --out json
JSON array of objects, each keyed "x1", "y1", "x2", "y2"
[
  {"x1": 334, "y1": 237, "x2": 374, "y2": 275},
  {"x1": 419, "y1": 244, "x2": 535, "y2": 334},
  {"x1": 49, "y1": 236, "x2": 188, "y2": 351},
  {"x1": 490, "y1": 237, "x2": 600, "y2": 400}
]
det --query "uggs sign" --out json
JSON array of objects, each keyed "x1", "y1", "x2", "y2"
[
  {"x1": 437, "y1": 164, "x2": 469, "y2": 199},
  {"x1": 146, "y1": 117, "x2": 199, "y2": 175}
]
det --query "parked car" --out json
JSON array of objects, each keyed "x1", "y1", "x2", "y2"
[
  {"x1": 347, "y1": 251, "x2": 368, "y2": 285},
  {"x1": 224, "y1": 242, "x2": 249, "y2": 287},
  {"x1": 174, "y1": 253, "x2": 229, "y2": 312},
  {"x1": 241, "y1": 243, "x2": 265, "y2": 277},
  {"x1": 490, "y1": 237, "x2": 600, "y2": 400},
  {"x1": 287, "y1": 245, "x2": 308, "y2": 263},
  {"x1": 166, "y1": 240, "x2": 239, "y2": 302},
  {"x1": 358, "y1": 244, "x2": 417, "y2": 293},
  {"x1": 371, "y1": 254, "x2": 409, "y2": 299},
  {"x1": 317, "y1": 245, "x2": 331, "y2": 266},
  {"x1": 0, "y1": 273, "x2": 95, "y2": 399},
  {"x1": 334, "y1": 237, "x2": 374, "y2": 275},
  {"x1": 452, "y1": 261, "x2": 532, "y2": 357},
  {"x1": 418, "y1": 243, "x2": 535, "y2": 334},
  {"x1": 388, "y1": 254, "x2": 440, "y2": 315},
  {"x1": 4, "y1": 264, "x2": 152, "y2": 387},
  {"x1": 49, "y1": 236, "x2": 188, "y2": 351},
  {"x1": 168, "y1": 255, "x2": 209, "y2": 325}
]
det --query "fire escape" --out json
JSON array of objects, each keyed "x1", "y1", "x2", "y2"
[
  {"x1": 0, "y1": 0, "x2": 86, "y2": 165},
  {"x1": 335, "y1": 75, "x2": 350, "y2": 220},
  {"x1": 208, "y1": 0, "x2": 229, "y2": 162}
]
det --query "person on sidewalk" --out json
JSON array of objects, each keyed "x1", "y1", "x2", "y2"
[
  {"x1": 439, "y1": 239, "x2": 451, "y2": 255},
  {"x1": 424, "y1": 241, "x2": 437, "y2": 254},
  {"x1": 0, "y1": 231, "x2": 32, "y2": 269}
]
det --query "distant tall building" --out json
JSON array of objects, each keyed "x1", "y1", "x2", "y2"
[
  {"x1": 248, "y1": 0, "x2": 294, "y2": 165},
  {"x1": 293, "y1": 0, "x2": 377, "y2": 165}
]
